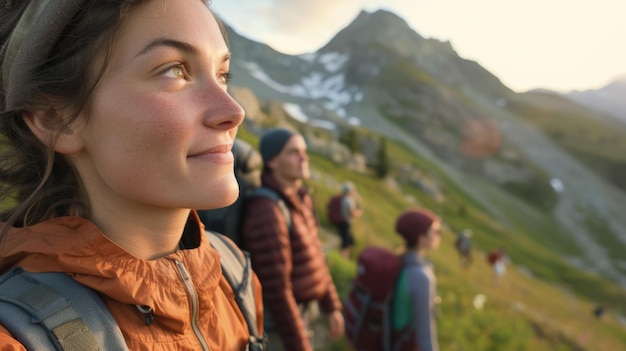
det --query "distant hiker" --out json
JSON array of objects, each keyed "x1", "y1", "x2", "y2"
[
  {"x1": 593, "y1": 305, "x2": 605, "y2": 318},
  {"x1": 488, "y1": 248, "x2": 508, "y2": 283},
  {"x1": 455, "y1": 229, "x2": 473, "y2": 268},
  {"x1": 392, "y1": 208, "x2": 442, "y2": 351},
  {"x1": 328, "y1": 181, "x2": 363, "y2": 258},
  {"x1": 241, "y1": 128, "x2": 344, "y2": 351}
]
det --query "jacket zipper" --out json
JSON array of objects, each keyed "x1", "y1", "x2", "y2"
[{"x1": 175, "y1": 260, "x2": 210, "y2": 351}]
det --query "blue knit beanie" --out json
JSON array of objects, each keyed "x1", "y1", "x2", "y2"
[{"x1": 259, "y1": 128, "x2": 296, "y2": 165}]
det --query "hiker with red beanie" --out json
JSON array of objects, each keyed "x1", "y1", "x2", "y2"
[{"x1": 391, "y1": 208, "x2": 442, "y2": 351}]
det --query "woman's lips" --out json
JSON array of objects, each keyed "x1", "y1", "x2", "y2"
[{"x1": 189, "y1": 144, "x2": 234, "y2": 164}]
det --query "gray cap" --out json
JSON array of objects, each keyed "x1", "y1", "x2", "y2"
[{"x1": 259, "y1": 127, "x2": 296, "y2": 165}]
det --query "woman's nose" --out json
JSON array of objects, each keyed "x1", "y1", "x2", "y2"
[{"x1": 201, "y1": 85, "x2": 245, "y2": 130}]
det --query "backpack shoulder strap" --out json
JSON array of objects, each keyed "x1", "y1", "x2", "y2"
[
  {"x1": 247, "y1": 186, "x2": 292, "y2": 231},
  {"x1": 0, "y1": 267, "x2": 128, "y2": 351},
  {"x1": 206, "y1": 230, "x2": 266, "y2": 348}
]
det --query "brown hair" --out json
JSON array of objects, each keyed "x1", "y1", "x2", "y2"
[{"x1": 0, "y1": 1, "x2": 158, "y2": 230}]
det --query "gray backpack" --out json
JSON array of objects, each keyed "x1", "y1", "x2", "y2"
[{"x1": 0, "y1": 230, "x2": 265, "y2": 351}]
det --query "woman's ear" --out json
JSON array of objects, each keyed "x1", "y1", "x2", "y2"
[{"x1": 22, "y1": 108, "x2": 84, "y2": 155}]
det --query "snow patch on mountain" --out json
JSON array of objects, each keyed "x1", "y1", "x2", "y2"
[
  {"x1": 283, "y1": 103, "x2": 309, "y2": 123},
  {"x1": 318, "y1": 52, "x2": 349, "y2": 72},
  {"x1": 241, "y1": 56, "x2": 364, "y2": 125}
]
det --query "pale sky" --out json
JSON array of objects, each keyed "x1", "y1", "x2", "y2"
[{"x1": 211, "y1": 0, "x2": 626, "y2": 93}]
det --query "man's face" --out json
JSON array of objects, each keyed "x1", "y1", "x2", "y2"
[{"x1": 268, "y1": 135, "x2": 310, "y2": 182}]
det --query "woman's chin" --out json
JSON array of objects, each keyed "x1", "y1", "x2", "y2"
[
  {"x1": 221, "y1": 190, "x2": 239, "y2": 207},
  {"x1": 204, "y1": 179, "x2": 239, "y2": 209}
]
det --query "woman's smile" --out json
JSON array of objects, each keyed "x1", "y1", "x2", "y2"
[{"x1": 188, "y1": 144, "x2": 235, "y2": 164}]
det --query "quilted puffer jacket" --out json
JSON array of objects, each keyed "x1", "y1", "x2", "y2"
[{"x1": 242, "y1": 172, "x2": 341, "y2": 351}]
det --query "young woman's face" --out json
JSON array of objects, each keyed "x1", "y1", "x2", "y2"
[
  {"x1": 421, "y1": 220, "x2": 442, "y2": 250},
  {"x1": 70, "y1": 0, "x2": 244, "y2": 213}
]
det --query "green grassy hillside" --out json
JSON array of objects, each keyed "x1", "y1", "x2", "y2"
[
  {"x1": 508, "y1": 92, "x2": 626, "y2": 193},
  {"x1": 239, "y1": 126, "x2": 626, "y2": 351}
]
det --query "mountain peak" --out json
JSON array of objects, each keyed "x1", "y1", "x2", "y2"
[
  {"x1": 319, "y1": 9, "x2": 425, "y2": 54},
  {"x1": 567, "y1": 74, "x2": 626, "y2": 121},
  {"x1": 315, "y1": 8, "x2": 508, "y2": 98},
  {"x1": 353, "y1": 9, "x2": 413, "y2": 30}
]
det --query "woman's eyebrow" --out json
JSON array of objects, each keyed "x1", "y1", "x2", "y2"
[
  {"x1": 136, "y1": 37, "x2": 198, "y2": 57},
  {"x1": 135, "y1": 37, "x2": 232, "y2": 64}
]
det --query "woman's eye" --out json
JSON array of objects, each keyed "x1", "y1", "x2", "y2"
[
  {"x1": 218, "y1": 71, "x2": 232, "y2": 85},
  {"x1": 163, "y1": 64, "x2": 188, "y2": 79}
]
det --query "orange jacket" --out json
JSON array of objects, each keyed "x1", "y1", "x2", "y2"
[{"x1": 0, "y1": 214, "x2": 263, "y2": 351}]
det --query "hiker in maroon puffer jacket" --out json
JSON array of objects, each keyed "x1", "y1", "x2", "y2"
[{"x1": 241, "y1": 128, "x2": 344, "y2": 351}]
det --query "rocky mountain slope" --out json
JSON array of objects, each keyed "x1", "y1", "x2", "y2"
[
  {"x1": 223, "y1": 9, "x2": 626, "y2": 288},
  {"x1": 567, "y1": 75, "x2": 626, "y2": 121}
]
